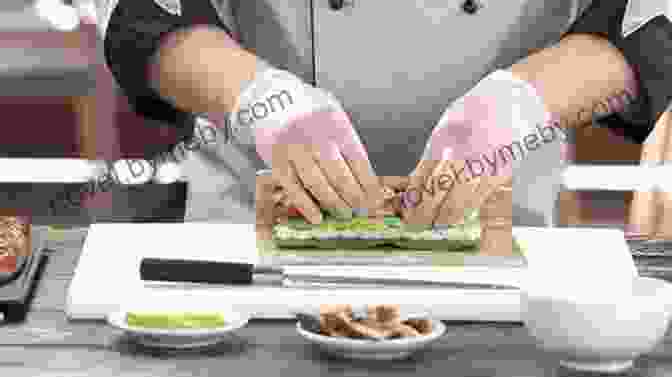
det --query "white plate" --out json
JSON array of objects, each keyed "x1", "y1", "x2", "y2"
[
  {"x1": 296, "y1": 319, "x2": 446, "y2": 360},
  {"x1": 107, "y1": 308, "x2": 250, "y2": 349}
]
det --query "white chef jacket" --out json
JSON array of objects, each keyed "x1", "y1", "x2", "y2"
[{"x1": 95, "y1": 0, "x2": 672, "y2": 226}]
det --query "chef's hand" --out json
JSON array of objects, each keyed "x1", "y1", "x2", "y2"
[
  {"x1": 231, "y1": 69, "x2": 385, "y2": 224},
  {"x1": 403, "y1": 70, "x2": 549, "y2": 226},
  {"x1": 403, "y1": 152, "x2": 509, "y2": 227}
]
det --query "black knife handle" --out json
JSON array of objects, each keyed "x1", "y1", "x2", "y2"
[
  {"x1": 140, "y1": 258, "x2": 254, "y2": 285},
  {"x1": 329, "y1": 0, "x2": 344, "y2": 10}
]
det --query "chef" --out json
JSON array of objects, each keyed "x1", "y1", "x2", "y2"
[{"x1": 95, "y1": 0, "x2": 672, "y2": 227}]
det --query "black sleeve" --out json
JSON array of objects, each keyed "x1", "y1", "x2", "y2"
[
  {"x1": 564, "y1": 0, "x2": 672, "y2": 144},
  {"x1": 104, "y1": 0, "x2": 233, "y2": 141}
]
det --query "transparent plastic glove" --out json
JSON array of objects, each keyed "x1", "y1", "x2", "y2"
[
  {"x1": 229, "y1": 68, "x2": 384, "y2": 224},
  {"x1": 404, "y1": 70, "x2": 553, "y2": 227}
]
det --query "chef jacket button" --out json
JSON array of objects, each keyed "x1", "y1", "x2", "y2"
[{"x1": 461, "y1": 0, "x2": 481, "y2": 14}]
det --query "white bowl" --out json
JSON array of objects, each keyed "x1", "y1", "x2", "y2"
[
  {"x1": 521, "y1": 276, "x2": 672, "y2": 373},
  {"x1": 296, "y1": 319, "x2": 446, "y2": 360},
  {"x1": 107, "y1": 306, "x2": 250, "y2": 349}
]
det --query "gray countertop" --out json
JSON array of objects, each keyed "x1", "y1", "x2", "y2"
[{"x1": 2, "y1": 227, "x2": 672, "y2": 377}]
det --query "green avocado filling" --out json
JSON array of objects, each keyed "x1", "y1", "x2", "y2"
[{"x1": 318, "y1": 217, "x2": 387, "y2": 232}]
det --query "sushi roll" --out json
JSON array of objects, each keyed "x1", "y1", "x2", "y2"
[
  {"x1": 366, "y1": 230, "x2": 385, "y2": 241},
  {"x1": 272, "y1": 209, "x2": 483, "y2": 250},
  {"x1": 296, "y1": 231, "x2": 311, "y2": 240},
  {"x1": 341, "y1": 231, "x2": 357, "y2": 240},
  {"x1": 321, "y1": 231, "x2": 340, "y2": 240}
]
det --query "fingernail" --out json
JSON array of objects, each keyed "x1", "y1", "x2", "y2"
[
  {"x1": 400, "y1": 192, "x2": 411, "y2": 209},
  {"x1": 400, "y1": 191, "x2": 420, "y2": 209},
  {"x1": 441, "y1": 147, "x2": 453, "y2": 161}
]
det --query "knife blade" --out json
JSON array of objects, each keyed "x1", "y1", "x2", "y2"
[
  {"x1": 628, "y1": 239, "x2": 672, "y2": 256},
  {"x1": 139, "y1": 258, "x2": 518, "y2": 290}
]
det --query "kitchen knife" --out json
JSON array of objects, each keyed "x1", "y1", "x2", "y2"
[{"x1": 139, "y1": 258, "x2": 518, "y2": 290}]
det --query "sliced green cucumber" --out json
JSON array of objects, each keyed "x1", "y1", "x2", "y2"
[{"x1": 126, "y1": 312, "x2": 226, "y2": 329}]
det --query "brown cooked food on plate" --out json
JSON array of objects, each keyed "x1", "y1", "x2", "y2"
[
  {"x1": 0, "y1": 216, "x2": 29, "y2": 258},
  {"x1": 318, "y1": 304, "x2": 433, "y2": 339}
]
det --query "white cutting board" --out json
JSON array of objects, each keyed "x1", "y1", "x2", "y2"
[{"x1": 66, "y1": 223, "x2": 636, "y2": 322}]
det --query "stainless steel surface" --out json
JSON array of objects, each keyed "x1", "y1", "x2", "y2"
[{"x1": 282, "y1": 275, "x2": 518, "y2": 290}]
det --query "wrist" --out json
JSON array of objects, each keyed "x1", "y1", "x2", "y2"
[
  {"x1": 227, "y1": 66, "x2": 334, "y2": 146},
  {"x1": 424, "y1": 69, "x2": 550, "y2": 168},
  {"x1": 149, "y1": 26, "x2": 255, "y2": 115},
  {"x1": 454, "y1": 69, "x2": 550, "y2": 139},
  {"x1": 510, "y1": 34, "x2": 641, "y2": 129}
]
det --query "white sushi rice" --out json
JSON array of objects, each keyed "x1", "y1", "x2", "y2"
[
  {"x1": 320, "y1": 231, "x2": 339, "y2": 240},
  {"x1": 277, "y1": 227, "x2": 476, "y2": 242},
  {"x1": 368, "y1": 231, "x2": 384, "y2": 240}
]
